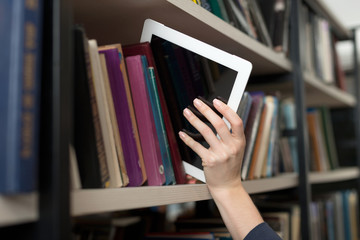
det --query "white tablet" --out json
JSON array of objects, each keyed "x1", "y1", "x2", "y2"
[{"x1": 140, "y1": 19, "x2": 252, "y2": 183}]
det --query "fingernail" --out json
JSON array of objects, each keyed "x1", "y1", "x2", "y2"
[
  {"x1": 213, "y1": 98, "x2": 223, "y2": 107},
  {"x1": 179, "y1": 131, "x2": 186, "y2": 139},
  {"x1": 183, "y1": 108, "x2": 192, "y2": 117},
  {"x1": 193, "y1": 98, "x2": 202, "y2": 108}
]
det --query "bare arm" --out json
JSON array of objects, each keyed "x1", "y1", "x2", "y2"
[{"x1": 179, "y1": 98, "x2": 263, "y2": 240}]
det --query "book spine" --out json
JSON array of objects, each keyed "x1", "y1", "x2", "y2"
[
  {"x1": 83, "y1": 35, "x2": 110, "y2": 188},
  {"x1": 0, "y1": 0, "x2": 43, "y2": 193},
  {"x1": 100, "y1": 49, "x2": 143, "y2": 187},
  {"x1": 147, "y1": 66, "x2": 176, "y2": 185},
  {"x1": 126, "y1": 55, "x2": 165, "y2": 186}
]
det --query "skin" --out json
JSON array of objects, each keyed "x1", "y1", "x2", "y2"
[{"x1": 179, "y1": 98, "x2": 264, "y2": 240}]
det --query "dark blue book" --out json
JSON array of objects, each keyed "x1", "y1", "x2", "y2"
[{"x1": 0, "y1": 0, "x2": 43, "y2": 194}]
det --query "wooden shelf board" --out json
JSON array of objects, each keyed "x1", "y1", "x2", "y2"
[
  {"x1": 72, "y1": 174, "x2": 298, "y2": 217},
  {"x1": 72, "y1": 0, "x2": 292, "y2": 75},
  {"x1": 246, "y1": 72, "x2": 356, "y2": 108},
  {"x1": 0, "y1": 193, "x2": 38, "y2": 227},
  {"x1": 309, "y1": 167, "x2": 360, "y2": 184},
  {"x1": 243, "y1": 173, "x2": 298, "y2": 193},
  {"x1": 303, "y1": 72, "x2": 356, "y2": 107}
]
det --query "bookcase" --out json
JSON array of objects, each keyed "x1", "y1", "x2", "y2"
[{"x1": 1, "y1": 0, "x2": 360, "y2": 239}]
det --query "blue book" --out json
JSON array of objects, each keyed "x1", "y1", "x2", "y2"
[
  {"x1": 0, "y1": 0, "x2": 43, "y2": 194},
  {"x1": 143, "y1": 58, "x2": 175, "y2": 185}
]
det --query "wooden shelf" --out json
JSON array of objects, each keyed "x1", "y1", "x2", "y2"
[
  {"x1": 246, "y1": 72, "x2": 356, "y2": 108},
  {"x1": 303, "y1": 72, "x2": 356, "y2": 107},
  {"x1": 72, "y1": 0, "x2": 292, "y2": 75},
  {"x1": 309, "y1": 167, "x2": 360, "y2": 184},
  {"x1": 71, "y1": 173, "x2": 298, "y2": 217},
  {"x1": 0, "y1": 193, "x2": 38, "y2": 227}
]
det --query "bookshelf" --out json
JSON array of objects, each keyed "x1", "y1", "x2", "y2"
[
  {"x1": 72, "y1": 173, "x2": 298, "y2": 217},
  {"x1": 1, "y1": 0, "x2": 360, "y2": 239},
  {"x1": 0, "y1": 193, "x2": 38, "y2": 227}
]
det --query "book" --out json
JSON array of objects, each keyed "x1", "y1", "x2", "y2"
[
  {"x1": 126, "y1": 55, "x2": 166, "y2": 186},
  {"x1": 100, "y1": 43, "x2": 147, "y2": 185},
  {"x1": 236, "y1": 91, "x2": 252, "y2": 128},
  {"x1": 253, "y1": 95, "x2": 275, "y2": 179},
  {"x1": 88, "y1": 40, "x2": 124, "y2": 188},
  {"x1": 98, "y1": 53, "x2": 129, "y2": 186},
  {"x1": 247, "y1": 0, "x2": 273, "y2": 47},
  {"x1": 0, "y1": 0, "x2": 43, "y2": 194},
  {"x1": 99, "y1": 48, "x2": 144, "y2": 187},
  {"x1": 262, "y1": 96, "x2": 279, "y2": 178},
  {"x1": 247, "y1": 99, "x2": 267, "y2": 180},
  {"x1": 280, "y1": 98, "x2": 298, "y2": 172},
  {"x1": 307, "y1": 109, "x2": 329, "y2": 172},
  {"x1": 319, "y1": 107, "x2": 339, "y2": 170},
  {"x1": 146, "y1": 64, "x2": 176, "y2": 185},
  {"x1": 73, "y1": 26, "x2": 109, "y2": 189},
  {"x1": 123, "y1": 42, "x2": 186, "y2": 184},
  {"x1": 241, "y1": 92, "x2": 264, "y2": 180}
]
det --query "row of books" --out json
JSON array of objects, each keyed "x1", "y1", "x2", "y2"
[
  {"x1": 310, "y1": 190, "x2": 359, "y2": 240},
  {"x1": 195, "y1": 0, "x2": 290, "y2": 54},
  {"x1": 301, "y1": 3, "x2": 347, "y2": 91},
  {"x1": 306, "y1": 107, "x2": 339, "y2": 172},
  {"x1": 240, "y1": 94, "x2": 298, "y2": 180},
  {"x1": 72, "y1": 24, "x2": 242, "y2": 188}
]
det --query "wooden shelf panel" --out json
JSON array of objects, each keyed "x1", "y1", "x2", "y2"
[
  {"x1": 0, "y1": 193, "x2": 38, "y2": 227},
  {"x1": 303, "y1": 72, "x2": 356, "y2": 107},
  {"x1": 246, "y1": 72, "x2": 356, "y2": 107},
  {"x1": 72, "y1": 0, "x2": 292, "y2": 75},
  {"x1": 243, "y1": 173, "x2": 298, "y2": 193},
  {"x1": 309, "y1": 167, "x2": 360, "y2": 184},
  {"x1": 72, "y1": 174, "x2": 298, "y2": 217}
]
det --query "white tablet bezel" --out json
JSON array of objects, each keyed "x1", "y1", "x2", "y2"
[{"x1": 140, "y1": 19, "x2": 252, "y2": 182}]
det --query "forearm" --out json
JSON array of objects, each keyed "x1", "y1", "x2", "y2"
[{"x1": 209, "y1": 184, "x2": 264, "y2": 240}]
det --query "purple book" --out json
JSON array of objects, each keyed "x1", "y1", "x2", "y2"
[
  {"x1": 125, "y1": 55, "x2": 165, "y2": 186},
  {"x1": 99, "y1": 48, "x2": 143, "y2": 187}
]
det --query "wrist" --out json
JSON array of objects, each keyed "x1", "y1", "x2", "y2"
[{"x1": 207, "y1": 178, "x2": 244, "y2": 200}]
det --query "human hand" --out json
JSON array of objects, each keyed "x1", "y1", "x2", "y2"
[{"x1": 178, "y1": 98, "x2": 246, "y2": 193}]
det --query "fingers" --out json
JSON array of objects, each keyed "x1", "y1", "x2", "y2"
[
  {"x1": 192, "y1": 98, "x2": 234, "y2": 144},
  {"x1": 183, "y1": 107, "x2": 219, "y2": 147},
  {"x1": 213, "y1": 99, "x2": 245, "y2": 140},
  {"x1": 178, "y1": 130, "x2": 208, "y2": 159}
]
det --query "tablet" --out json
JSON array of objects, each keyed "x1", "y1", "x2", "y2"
[{"x1": 140, "y1": 19, "x2": 252, "y2": 182}]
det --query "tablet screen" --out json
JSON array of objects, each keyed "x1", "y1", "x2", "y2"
[{"x1": 150, "y1": 35, "x2": 238, "y2": 175}]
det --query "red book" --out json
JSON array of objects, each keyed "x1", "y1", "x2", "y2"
[
  {"x1": 123, "y1": 43, "x2": 187, "y2": 184},
  {"x1": 125, "y1": 55, "x2": 166, "y2": 186}
]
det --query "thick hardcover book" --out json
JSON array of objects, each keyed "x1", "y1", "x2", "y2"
[
  {"x1": 98, "y1": 53, "x2": 130, "y2": 186},
  {"x1": 99, "y1": 48, "x2": 144, "y2": 187},
  {"x1": 0, "y1": 0, "x2": 43, "y2": 193},
  {"x1": 73, "y1": 26, "x2": 109, "y2": 188},
  {"x1": 100, "y1": 43, "x2": 147, "y2": 185},
  {"x1": 123, "y1": 42, "x2": 186, "y2": 184},
  {"x1": 147, "y1": 66, "x2": 176, "y2": 185},
  {"x1": 125, "y1": 55, "x2": 166, "y2": 186},
  {"x1": 88, "y1": 40, "x2": 124, "y2": 188}
]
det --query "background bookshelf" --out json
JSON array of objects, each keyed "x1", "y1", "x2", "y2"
[{"x1": 1, "y1": 0, "x2": 360, "y2": 239}]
